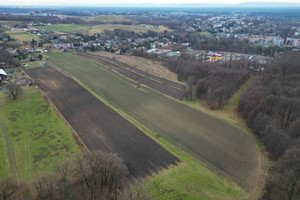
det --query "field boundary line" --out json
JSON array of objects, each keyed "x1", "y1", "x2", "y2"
[
  {"x1": 42, "y1": 95, "x2": 89, "y2": 152},
  {"x1": 25, "y1": 66, "x2": 89, "y2": 153}
]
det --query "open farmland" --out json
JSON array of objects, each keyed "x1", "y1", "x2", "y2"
[
  {"x1": 87, "y1": 24, "x2": 172, "y2": 34},
  {"x1": 6, "y1": 31, "x2": 39, "y2": 42},
  {"x1": 36, "y1": 24, "x2": 92, "y2": 33},
  {"x1": 74, "y1": 52, "x2": 186, "y2": 100},
  {"x1": 87, "y1": 15, "x2": 133, "y2": 22},
  {"x1": 47, "y1": 52, "x2": 263, "y2": 191},
  {"x1": 0, "y1": 87, "x2": 80, "y2": 181},
  {"x1": 26, "y1": 66, "x2": 179, "y2": 178}
]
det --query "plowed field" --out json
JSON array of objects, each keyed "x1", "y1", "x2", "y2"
[
  {"x1": 26, "y1": 66, "x2": 179, "y2": 178},
  {"x1": 46, "y1": 52, "x2": 263, "y2": 191}
]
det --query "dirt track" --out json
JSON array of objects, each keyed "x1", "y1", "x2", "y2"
[
  {"x1": 26, "y1": 66, "x2": 179, "y2": 178},
  {"x1": 74, "y1": 52, "x2": 187, "y2": 100}
]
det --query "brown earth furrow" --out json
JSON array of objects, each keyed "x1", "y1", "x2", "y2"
[{"x1": 27, "y1": 66, "x2": 179, "y2": 178}]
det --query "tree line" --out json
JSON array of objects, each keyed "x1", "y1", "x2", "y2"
[
  {"x1": 0, "y1": 151, "x2": 149, "y2": 200},
  {"x1": 238, "y1": 52, "x2": 300, "y2": 199},
  {"x1": 164, "y1": 58, "x2": 249, "y2": 108}
]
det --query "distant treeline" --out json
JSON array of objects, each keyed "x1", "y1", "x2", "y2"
[
  {"x1": 0, "y1": 15, "x2": 134, "y2": 26},
  {"x1": 192, "y1": 37, "x2": 281, "y2": 57},
  {"x1": 238, "y1": 52, "x2": 300, "y2": 199},
  {"x1": 0, "y1": 15, "x2": 83, "y2": 24}
]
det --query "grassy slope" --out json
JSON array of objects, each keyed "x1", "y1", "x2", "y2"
[
  {"x1": 36, "y1": 24, "x2": 91, "y2": 33},
  {"x1": 6, "y1": 31, "x2": 39, "y2": 42},
  {"x1": 0, "y1": 87, "x2": 80, "y2": 181},
  {"x1": 47, "y1": 51, "x2": 263, "y2": 198},
  {"x1": 91, "y1": 51, "x2": 179, "y2": 83},
  {"x1": 145, "y1": 162, "x2": 245, "y2": 200}
]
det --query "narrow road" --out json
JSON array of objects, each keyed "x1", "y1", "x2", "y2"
[{"x1": 0, "y1": 117, "x2": 19, "y2": 183}]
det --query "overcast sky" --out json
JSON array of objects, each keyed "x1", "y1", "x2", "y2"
[{"x1": 1, "y1": 0, "x2": 300, "y2": 6}]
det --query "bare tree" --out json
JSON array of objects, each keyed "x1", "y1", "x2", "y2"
[
  {"x1": 74, "y1": 151, "x2": 127, "y2": 200},
  {"x1": 0, "y1": 178, "x2": 19, "y2": 200},
  {"x1": 5, "y1": 80, "x2": 23, "y2": 100},
  {"x1": 55, "y1": 161, "x2": 74, "y2": 200},
  {"x1": 186, "y1": 76, "x2": 194, "y2": 101},
  {"x1": 121, "y1": 181, "x2": 151, "y2": 200},
  {"x1": 33, "y1": 175, "x2": 56, "y2": 200}
]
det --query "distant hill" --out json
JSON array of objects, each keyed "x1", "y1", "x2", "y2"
[
  {"x1": 1, "y1": 1, "x2": 300, "y2": 8},
  {"x1": 93, "y1": 2, "x2": 300, "y2": 8}
]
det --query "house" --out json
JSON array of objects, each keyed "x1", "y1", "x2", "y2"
[
  {"x1": 295, "y1": 40, "x2": 300, "y2": 47},
  {"x1": 62, "y1": 45, "x2": 70, "y2": 50},
  {"x1": 167, "y1": 51, "x2": 180, "y2": 57},
  {"x1": 273, "y1": 37, "x2": 284, "y2": 46},
  {"x1": 146, "y1": 48, "x2": 160, "y2": 54},
  {"x1": 6, "y1": 48, "x2": 19, "y2": 57},
  {"x1": 181, "y1": 42, "x2": 191, "y2": 47},
  {"x1": 115, "y1": 48, "x2": 121, "y2": 54},
  {"x1": 0, "y1": 69, "x2": 7, "y2": 81},
  {"x1": 25, "y1": 48, "x2": 35, "y2": 53},
  {"x1": 53, "y1": 43, "x2": 62, "y2": 49}
]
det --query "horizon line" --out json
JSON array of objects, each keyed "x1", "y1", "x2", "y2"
[{"x1": 0, "y1": 1, "x2": 300, "y2": 7}]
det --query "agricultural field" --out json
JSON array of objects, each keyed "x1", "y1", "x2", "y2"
[
  {"x1": 46, "y1": 51, "x2": 263, "y2": 193},
  {"x1": 36, "y1": 23, "x2": 171, "y2": 34},
  {"x1": 87, "y1": 24, "x2": 172, "y2": 34},
  {"x1": 0, "y1": 27, "x2": 9, "y2": 32},
  {"x1": 198, "y1": 31, "x2": 212, "y2": 35},
  {"x1": 36, "y1": 24, "x2": 92, "y2": 33},
  {"x1": 0, "y1": 87, "x2": 80, "y2": 181},
  {"x1": 91, "y1": 51, "x2": 179, "y2": 82},
  {"x1": 25, "y1": 61, "x2": 47, "y2": 68},
  {"x1": 87, "y1": 15, "x2": 133, "y2": 22},
  {"x1": 26, "y1": 66, "x2": 179, "y2": 178},
  {"x1": 6, "y1": 31, "x2": 39, "y2": 42},
  {"x1": 26, "y1": 66, "x2": 248, "y2": 200},
  {"x1": 74, "y1": 52, "x2": 186, "y2": 100},
  {"x1": 0, "y1": 20, "x2": 23, "y2": 25}
]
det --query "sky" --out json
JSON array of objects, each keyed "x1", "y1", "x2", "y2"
[{"x1": 1, "y1": 0, "x2": 300, "y2": 6}]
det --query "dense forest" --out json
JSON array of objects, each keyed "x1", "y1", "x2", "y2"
[{"x1": 238, "y1": 52, "x2": 300, "y2": 199}]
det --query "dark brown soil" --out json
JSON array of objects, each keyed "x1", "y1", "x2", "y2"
[{"x1": 26, "y1": 66, "x2": 179, "y2": 178}]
